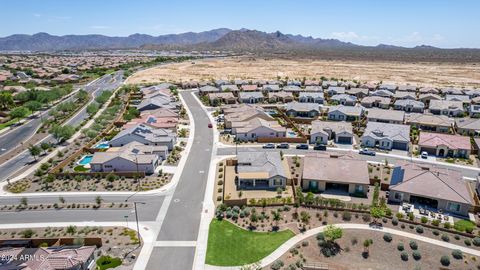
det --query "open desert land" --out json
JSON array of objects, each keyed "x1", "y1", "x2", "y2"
[{"x1": 126, "y1": 56, "x2": 480, "y2": 88}]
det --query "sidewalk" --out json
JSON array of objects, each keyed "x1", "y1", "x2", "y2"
[{"x1": 205, "y1": 223, "x2": 480, "y2": 270}]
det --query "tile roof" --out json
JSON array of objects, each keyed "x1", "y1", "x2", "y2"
[{"x1": 418, "y1": 132, "x2": 471, "y2": 150}]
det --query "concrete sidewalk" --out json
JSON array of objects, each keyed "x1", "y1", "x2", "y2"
[{"x1": 205, "y1": 223, "x2": 480, "y2": 270}]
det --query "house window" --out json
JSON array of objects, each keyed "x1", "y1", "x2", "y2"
[
  {"x1": 394, "y1": 192, "x2": 403, "y2": 200},
  {"x1": 104, "y1": 165, "x2": 112, "y2": 168},
  {"x1": 355, "y1": 185, "x2": 364, "y2": 193},
  {"x1": 447, "y1": 202, "x2": 461, "y2": 212},
  {"x1": 273, "y1": 179, "x2": 283, "y2": 186}
]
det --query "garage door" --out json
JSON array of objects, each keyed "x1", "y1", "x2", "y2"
[
  {"x1": 392, "y1": 141, "x2": 408, "y2": 150},
  {"x1": 337, "y1": 136, "x2": 352, "y2": 144}
]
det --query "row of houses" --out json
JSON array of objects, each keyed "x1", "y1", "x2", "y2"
[
  {"x1": 90, "y1": 83, "x2": 179, "y2": 174},
  {"x1": 230, "y1": 151, "x2": 473, "y2": 216}
]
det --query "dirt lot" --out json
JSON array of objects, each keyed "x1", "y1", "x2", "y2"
[
  {"x1": 126, "y1": 57, "x2": 480, "y2": 88},
  {"x1": 272, "y1": 229, "x2": 480, "y2": 270}
]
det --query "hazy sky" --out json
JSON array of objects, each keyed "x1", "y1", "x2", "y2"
[{"x1": 1, "y1": 0, "x2": 479, "y2": 48}]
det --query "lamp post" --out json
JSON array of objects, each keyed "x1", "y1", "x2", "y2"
[
  {"x1": 135, "y1": 155, "x2": 141, "y2": 191},
  {"x1": 125, "y1": 200, "x2": 146, "y2": 247}
]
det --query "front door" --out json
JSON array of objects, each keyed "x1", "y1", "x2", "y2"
[{"x1": 309, "y1": 181, "x2": 318, "y2": 191}]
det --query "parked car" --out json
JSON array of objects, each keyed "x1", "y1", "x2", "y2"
[
  {"x1": 421, "y1": 151, "x2": 428, "y2": 159},
  {"x1": 359, "y1": 148, "x2": 376, "y2": 156},
  {"x1": 276, "y1": 143, "x2": 289, "y2": 149},
  {"x1": 262, "y1": 143, "x2": 275, "y2": 149},
  {"x1": 296, "y1": 144, "x2": 309, "y2": 150},
  {"x1": 208, "y1": 123, "x2": 213, "y2": 128},
  {"x1": 313, "y1": 144, "x2": 327, "y2": 151}
]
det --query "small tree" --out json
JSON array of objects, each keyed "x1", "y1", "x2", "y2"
[
  {"x1": 10, "y1": 106, "x2": 29, "y2": 122},
  {"x1": 66, "y1": 225, "x2": 77, "y2": 235},
  {"x1": 370, "y1": 206, "x2": 385, "y2": 224},
  {"x1": 20, "y1": 197, "x2": 28, "y2": 207},
  {"x1": 28, "y1": 144, "x2": 41, "y2": 161},
  {"x1": 363, "y1": 239, "x2": 373, "y2": 257},
  {"x1": 95, "y1": 196, "x2": 102, "y2": 205},
  {"x1": 59, "y1": 196, "x2": 66, "y2": 204},
  {"x1": 40, "y1": 142, "x2": 50, "y2": 155},
  {"x1": 324, "y1": 225, "x2": 343, "y2": 244},
  {"x1": 272, "y1": 210, "x2": 282, "y2": 229}
]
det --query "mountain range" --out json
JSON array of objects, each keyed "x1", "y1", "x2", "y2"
[
  {"x1": 0, "y1": 28, "x2": 446, "y2": 51},
  {"x1": 1, "y1": 28, "x2": 480, "y2": 62}
]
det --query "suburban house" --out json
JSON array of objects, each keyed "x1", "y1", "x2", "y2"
[
  {"x1": 136, "y1": 96, "x2": 179, "y2": 112},
  {"x1": 361, "y1": 122, "x2": 410, "y2": 150},
  {"x1": 140, "y1": 108, "x2": 178, "y2": 119},
  {"x1": 231, "y1": 118, "x2": 287, "y2": 141},
  {"x1": 419, "y1": 87, "x2": 440, "y2": 94},
  {"x1": 268, "y1": 91, "x2": 294, "y2": 103},
  {"x1": 370, "y1": 89, "x2": 394, "y2": 98},
  {"x1": 215, "y1": 79, "x2": 229, "y2": 86},
  {"x1": 220, "y1": 84, "x2": 240, "y2": 93},
  {"x1": 124, "y1": 114, "x2": 178, "y2": 130},
  {"x1": 405, "y1": 113, "x2": 453, "y2": 133},
  {"x1": 285, "y1": 102, "x2": 320, "y2": 118},
  {"x1": 0, "y1": 246, "x2": 96, "y2": 270},
  {"x1": 393, "y1": 91, "x2": 417, "y2": 100},
  {"x1": 304, "y1": 85, "x2": 323, "y2": 92},
  {"x1": 366, "y1": 108, "x2": 405, "y2": 124},
  {"x1": 223, "y1": 105, "x2": 273, "y2": 128},
  {"x1": 299, "y1": 92, "x2": 324, "y2": 104},
  {"x1": 328, "y1": 105, "x2": 364, "y2": 121},
  {"x1": 326, "y1": 86, "x2": 346, "y2": 96},
  {"x1": 330, "y1": 94, "x2": 357, "y2": 106},
  {"x1": 446, "y1": 94, "x2": 471, "y2": 104},
  {"x1": 110, "y1": 124, "x2": 176, "y2": 150},
  {"x1": 241, "y1": 85, "x2": 259, "y2": 92},
  {"x1": 310, "y1": 120, "x2": 353, "y2": 144},
  {"x1": 361, "y1": 96, "x2": 391, "y2": 109},
  {"x1": 442, "y1": 88, "x2": 464, "y2": 95},
  {"x1": 465, "y1": 89, "x2": 480, "y2": 98},
  {"x1": 199, "y1": 85, "x2": 219, "y2": 95},
  {"x1": 389, "y1": 162, "x2": 473, "y2": 216},
  {"x1": 322, "y1": 80, "x2": 339, "y2": 88},
  {"x1": 235, "y1": 152, "x2": 290, "y2": 190},
  {"x1": 302, "y1": 153, "x2": 369, "y2": 196},
  {"x1": 304, "y1": 80, "x2": 320, "y2": 86},
  {"x1": 418, "y1": 132, "x2": 471, "y2": 158},
  {"x1": 283, "y1": 85, "x2": 302, "y2": 93},
  {"x1": 346, "y1": 88, "x2": 369, "y2": 99},
  {"x1": 470, "y1": 104, "x2": 480, "y2": 117},
  {"x1": 208, "y1": 92, "x2": 236, "y2": 105},
  {"x1": 90, "y1": 142, "x2": 165, "y2": 174},
  {"x1": 455, "y1": 118, "x2": 480, "y2": 136},
  {"x1": 378, "y1": 84, "x2": 397, "y2": 92},
  {"x1": 418, "y1": 93, "x2": 442, "y2": 105},
  {"x1": 262, "y1": 84, "x2": 281, "y2": 92},
  {"x1": 398, "y1": 85, "x2": 417, "y2": 92},
  {"x1": 393, "y1": 99, "x2": 425, "y2": 113},
  {"x1": 239, "y1": 92, "x2": 264, "y2": 104},
  {"x1": 429, "y1": 100, "x2": 465, "y2": 117}
]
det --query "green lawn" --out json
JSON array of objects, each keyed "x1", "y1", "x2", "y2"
[
  {"x1": 206, "y1": 219, "x2": 295, "y2": 266},
  {"x1": 73, "y1": 165, "x2": 89, "y2": 172},
  {"x1": 0, "y1": 118, "x2": 20, "y2": 130},
  {"x1": 454, "y1": 219, "x2": 476, "y2": 232},
  {"x1": 96, "y1": 256, "x2": 122, "y2": 270}
]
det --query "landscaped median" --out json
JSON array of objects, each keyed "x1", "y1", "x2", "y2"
[{"x1": 206, "y1": 219, "x2": 295, "y2": 266}]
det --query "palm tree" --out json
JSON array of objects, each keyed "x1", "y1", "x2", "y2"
[{"x1": 272, "y1": 210, "x2": 282, "y2": 229}]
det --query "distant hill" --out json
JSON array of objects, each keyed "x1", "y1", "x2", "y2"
[{"x1": 0, "y1": 28, "x2": 232, "y2": 51}]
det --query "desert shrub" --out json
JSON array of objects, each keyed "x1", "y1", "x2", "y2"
[
  {"x1": 431, "y1": 219, "x2": 440, "y2": 226},
  {"x1": 383, "y1": 233, "x2": 392, "y2": 242},
  {"x1": 441, "y1": 234, "x2": 450, "y2": 242},
  {"x1": 20, "y1": 229, "x2": 34, "y2": 238},
  {"x1": 412, "y1": 250, "x2": 422, "y2": 260},
  {"x1": 409, "y1": 240, "x2": 418, "y2": 250},
  {"x1": 271, "y1": 260, "x2": 284, "y2": 270},
  {"x1": 415, "y1": 226, "x2": 424, "y2": 234},
  {"x1": 451, "y1": 249, "x2": 463, "y2": 259},
  {"x1": 362, "y1": 213, "x2": 371, "y2": 222},
  {"x1": 420, "y1": 216, "x2": 428, "y2": 224},
  {"x1": 473, "y1": 237, "x2": 480, "y2": 246},
  {"x1": 464, "y1": 239, "x2": 472, "y2": 246},
  {"x1": 440, "y1": 255, "x2": 450, "y2": 266},
  {"x1": 391, "y1": 217, "x2": 398, "y2": 226},
  {"x1": 400, "y1": 251, "x2": 408, "y2": 261},
  {"x1": 342, "y1": 211, "x2": 351, "y2": 221},
  {"x1": 454, "y1": 234, "x2": 460, "y2": 240},
  {"x1": 432, "y1": 229, "x2": 439, "y2": 236},
  {"x1": 443, "y1": 222, "x2": 451, "y2": 229},
  {"x1": 397, "y1": 243, "x2": 404, "y2": 251}
]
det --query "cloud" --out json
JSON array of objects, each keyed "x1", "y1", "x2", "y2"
[
  {"x1": 390, "y1": 32, "x2": 445, "y2": 46},
  {"x1": 33, "y1": 13, "x2": 41, "y2": 17},
  {"x1": 329, "y1": 31, "x2": 380, "y2": 45},
  {"x1": 90, "y1": 25, "x2": 111, "y2": 29},
  {"x1": 331, "y1": 31, "x2": 361, "y2": 39}
]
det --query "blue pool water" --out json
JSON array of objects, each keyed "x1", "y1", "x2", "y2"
[
  {"x1": 95, "y1": 142, "x2": 110, "y2": 149},
  {"x1": 78, "y1": 155, "x2": 93, "y2": 165},
  {"x1": 287, "y1": 131, "x2": 296, "y2": 138}
]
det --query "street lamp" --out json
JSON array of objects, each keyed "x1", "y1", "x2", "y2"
[{"x1": 125, "y1": 200, "x2": 146, "y2": 247}]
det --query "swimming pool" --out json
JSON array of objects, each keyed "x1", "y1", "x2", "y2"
[
  {"x1": 95, "y1": 142, "x2": 110, "y2": 149},
  {"x1": 78, "y1": 155, "x2": 93, "y2": 165},
  {"x1": 286, "y1": 131, "x2": 297, "y2": 138}
]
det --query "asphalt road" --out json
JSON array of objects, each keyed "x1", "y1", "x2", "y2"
[
  {"x1": 146, "y1": 91, "x2": 214, "y2": 270},
  {"x1": 217, "y1": 146, "x2": 480, "y2": 179},
  {"x1": 0, "y1": 194, "x2": 164, "y2": 224},
  {"x1": 0, "y1": 71, "x2": 124, "y2": 181}
]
